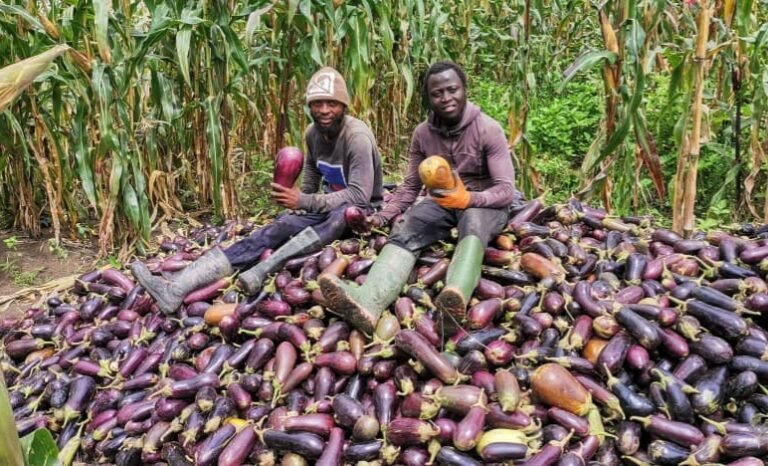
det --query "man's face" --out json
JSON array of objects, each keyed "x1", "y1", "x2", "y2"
[
  {"x1": 426, "y1": 69, "x2": 466, "y2": 125},
  {"x1": 310, "y1": 99, "x2": 345, "y2": 136}
]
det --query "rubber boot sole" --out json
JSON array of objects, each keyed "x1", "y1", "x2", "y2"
[
  {"x1": 435, "y1": 286, "x2": 467, "y2": 338},
  {"x1": 319, "y1": 275, "x2": 378, "y2": 334},
  {"x1": 238, "y1": 267, "x2": 265, "y2": 295},
  {"x1": 130, "y1": 262, "x2": 183, "y2": 315}
]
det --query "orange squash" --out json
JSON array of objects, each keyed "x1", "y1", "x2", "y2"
[
  {"x1": 418, "y1": 155, "x2": 456, "y2": 190},
  {"x1": 204, "y1": 302, "x2": 237, "y2": 326},
  {"x1": 531, "y1": 363, "x2": 592, "y2": 416},
  {"x1": 583, "y1": 337, "x2": 610, "y2": 365}
]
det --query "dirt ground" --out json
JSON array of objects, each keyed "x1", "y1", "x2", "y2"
[{"x1": 0, "y1": 230, "x2": 100, "y2": 318}]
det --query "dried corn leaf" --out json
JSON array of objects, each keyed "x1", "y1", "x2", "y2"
[{"x1": 0, "y1": 45, "x2": 69, "y2": 113}]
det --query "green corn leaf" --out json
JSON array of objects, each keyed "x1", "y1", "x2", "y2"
[
  {"x1": 625, "y1": 19, "x2": 645, "y2": 64},
  {"x1": 600, "y1": 114, "x2": 632, "y2": 158},
  {"x1": 121, "y1": 180, "x2": 141, "y2": 232},
  {"x1": 221, "y1": 24, "x2": 248, "y2": 74},
  {"x1": 178, "y1": 6, "x2": 206, "y2": 25},
  {"x1": 72, "y1": 103, "x2": 97, "y2": 210},
  {"x1": 19, "y1": 429, "x2": 59, "y2": 466},
  {"x1": 736, "y1": 0, "x2": 754, "y2": 35},
  {"x1": 0, "y1": 4, "x2": 44, "y2": 32},
  {"x1": 93, "y1": 0, "x2": 111, "y2": 63},
  {"x1": 0, "y1": 374, "x2": 23, "y2": 466},
  {"x1": 287, "y1": 0, "x2": 300, "y2": 26},
  {"x1": 205, "y1": 95, "x2": 224, "y2": 216},
  {"x1": 176, "y1": 27, "x2": 193, "y2": 88},
  {"x1": 299, "y1": 0, "x2": 312, "y2": 21},
  {"x1": 245, "y1": 4, "x2": 272, "y2": 44},
  {"x1": 559, "y1": 50, "x2": 618, "y2": 92}
]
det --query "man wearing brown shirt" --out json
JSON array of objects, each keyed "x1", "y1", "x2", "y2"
[
  {"x1": 131, "y1": 67, "x2": 383, "y2": 314},
  {"x1": 321, "y1": 61, "x2": 516, "y2": 336}
]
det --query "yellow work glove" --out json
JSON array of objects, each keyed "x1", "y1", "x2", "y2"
[{"x1": 430, "y1": 171, "x2": 471, "y2": 210}]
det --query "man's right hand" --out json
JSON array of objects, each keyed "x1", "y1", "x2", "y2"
[{"x1": 365, "y1": 214, "x2": 385, "y2": 229}]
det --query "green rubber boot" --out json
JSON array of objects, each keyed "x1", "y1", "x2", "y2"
[
  {"x1": 435, "y1": 235, "x2": 484, "y2": 336},
  {"x1": 320, "y1": 243, "x2": 416, "y2": 334},
  {"x1": 238, "y1": 227, "x2": 322, "y2": 295},
  {"x1": 130, "y1": 247, "x2": 233, "y2": 315}
]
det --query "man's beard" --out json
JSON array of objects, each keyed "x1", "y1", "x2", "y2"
[{"x1": 314, "y1": 111, "x2": 345, "y2": 138}]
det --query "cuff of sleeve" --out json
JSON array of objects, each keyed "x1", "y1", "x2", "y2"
[
  {"x1": 468, "y1": 192, "x2": 482, "y2": 208},
  {"x1": 297, "y1": 193, "x2": 313, "y2": 211}
]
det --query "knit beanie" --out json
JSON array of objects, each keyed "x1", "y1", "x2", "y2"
[{"x1": 306, "y1": 67, "x2": 350, "y2": 106}]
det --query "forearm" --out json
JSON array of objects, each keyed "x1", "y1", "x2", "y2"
[
  {"x1": 468, "y1": 124, "x2": 516, "y2": 208},
  {"x1": 298, "y1": 185, "x2": 369, "y2": 213}
]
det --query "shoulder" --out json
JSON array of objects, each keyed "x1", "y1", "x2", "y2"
[
  {"x1": 304, "y1": 124, "x2": 318, "y2": 143},
  {"x1": 343, "y1": 116, "x2": 375, "y2": 138},
  {"x1": 411, "y1": 121, "x2": 430, "y2": 139},
  {"x1": 475, "y1": 112, "x2": 506, "y2": 142},
  {"x1": 476, "y1": 111, "x2": 504, "y2": 132}
]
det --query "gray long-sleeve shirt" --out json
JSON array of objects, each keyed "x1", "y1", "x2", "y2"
[
  {"x1": 297, "y1": 115, "x2": 384, "y2": 213},
  {"x1": 379, "y1": 102, "x2": 516, "y2": 223}
]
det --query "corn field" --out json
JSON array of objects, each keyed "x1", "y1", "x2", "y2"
[{"x1": 0, "y1": 0, "x2": 767, "y2": 255}]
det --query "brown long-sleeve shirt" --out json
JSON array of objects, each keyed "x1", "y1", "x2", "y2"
[
  {"x1": 379, "y1": 102, "x2": 516, "y2": 223},
  {"x1": 298, "y1": 115, "x2": 384, "y2": 213}
]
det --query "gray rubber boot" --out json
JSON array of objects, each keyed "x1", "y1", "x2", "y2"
[
  {"x1": 130, "y1": 247, "x2": 233, "y2": 315},
  {"x1": 320, "y1": 243, "x2": 416, "y2": 334},
  {"x1": 238, "y1": 227, "x2": 323, "y2": 295}
]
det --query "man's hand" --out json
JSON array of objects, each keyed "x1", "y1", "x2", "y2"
[
  {"x1": 271, "y1": 183, "x2": 301, "y2": 209},
  {"x1": 430, "y1": 173, "x2": 470, "y2": 210},
  {"x1": 365, "y1": 214, "x2": 385, "y2": 229}
]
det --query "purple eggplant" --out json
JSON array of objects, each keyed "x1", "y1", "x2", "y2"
[
  {"x1": 263, "y1": 430, "x2": 325, "y2": 458},
  {"x1": 344, "y1": 440, "x2": 383, "y2": 462}
]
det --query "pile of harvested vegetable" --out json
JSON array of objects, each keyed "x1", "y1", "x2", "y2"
[{"x1": 4, "y1": 198, "x2": 768, "y2": 466}]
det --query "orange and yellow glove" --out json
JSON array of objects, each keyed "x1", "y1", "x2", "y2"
[
  {"x1": 430, "y1": 172, "x2": 471, "y2": 209},
  {"x1": 419, "y1": 155, "x2": 471, "y2": 210}
]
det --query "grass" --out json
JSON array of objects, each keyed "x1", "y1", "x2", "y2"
[{"x1": 0, "y1": 257, "x2": 42, "y2": 287}]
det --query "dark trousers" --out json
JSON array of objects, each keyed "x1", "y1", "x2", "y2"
[
  {"x1": 389, "y1": 198, "x2": 509, "y2": 253},
  {"x1": 224, "y1": 205, "x2": 348, "y2": 270}
]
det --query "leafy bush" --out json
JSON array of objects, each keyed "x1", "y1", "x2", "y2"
[
  {"x1": 472, "y1": 77, "x2": 601, "y2": 202},
  {"x1": 527, "y1": 80, "x2": 603, "y2": 163}
]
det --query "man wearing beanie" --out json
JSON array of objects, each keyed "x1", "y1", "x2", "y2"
[{"x1": 131, "y1": 67, "x2": 383, "y2": 314}]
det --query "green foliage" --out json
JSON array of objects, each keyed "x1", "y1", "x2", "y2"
[
  {"x1": 47, "y1": 239, "x2": 68, "y2": 260},
  {"x1": 19, "y1": 429, "x2": 59, "y2": 466},
  {"x1": 528, "y1": 80, "x2": 602, "y2": 165},
  {"x1": 0, "y1": 374, "x2": 23, "y2": 466},
  {"x1": 469, "y1": 77, "x2": 513, "y2": 126},
  {"x1": 240, "y1": 154, "x2": 283, "y2": 219},
  {"x1": 697, "y1": 198, "x2": 734, "y2": 231},
  {"x1": 472, "y1": 76, "x2": 600, "y2": 203},
  {"x1": 3, "y1": 236, "x2": 19, "y2": 250}
]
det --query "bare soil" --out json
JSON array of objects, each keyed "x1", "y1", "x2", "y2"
[{"x1": 0, "y1": 230, "x2": 99, "y2": 318}]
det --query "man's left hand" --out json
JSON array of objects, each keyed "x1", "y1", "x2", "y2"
[
  {"x1": 430, "y1": 174, "x2": 471, "y2": 210},
  {"x1": 271, "y1": 183, "x2": 301, "y2": 209}
]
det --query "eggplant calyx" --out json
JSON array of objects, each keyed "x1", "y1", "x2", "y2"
[
  {"x1": 238, "y1": 328, "x2": 263, "y2": 337},
  {"x1": 628, "y1": 415, "x2": 652, "y2": 427},
  {"x1": 698, "y1": 415, "x2": 728, "y2": 435},
  {"x1": 602, "y1": 364, "x2": 620, "y2": 389}
]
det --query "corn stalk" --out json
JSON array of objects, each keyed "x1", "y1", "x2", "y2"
[
  {"x1": 566, "y1": 0, "x2": 665, "y2": 215},
  {"x1": 672, "y1": 0, "x2": 712, "y2": 235}
]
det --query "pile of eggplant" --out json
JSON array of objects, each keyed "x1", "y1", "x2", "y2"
[{"x1": 5, "y1": 198, "x2": 768, "y2": 466}]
